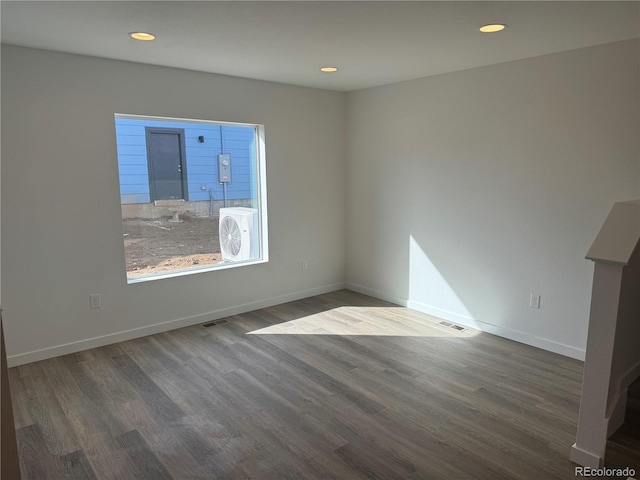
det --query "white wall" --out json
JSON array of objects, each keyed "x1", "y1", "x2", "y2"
[
  {"x1": 1, "y1": 46, "x2": 347, "y2": 364},
  {"x1": 3, "y1": 39, "x2": 638, "y2": 365},
  {"x1": 346, "y1": 39, "x2": 640, "y2": 359}
]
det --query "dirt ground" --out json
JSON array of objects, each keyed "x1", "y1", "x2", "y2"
[{"x1": 123, "y1": 215, "x2": 222, "y2": 278}]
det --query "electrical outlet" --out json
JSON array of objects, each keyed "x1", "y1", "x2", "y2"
[
  {"x1": 302, "y1": 260, "x2": 308, "y2": 271},
  {"x1": 90, "y1": 294, "x2": 101, "y2": 309},
  {"x1": 529, "y1": 294, "x2": 540, "y2": 309}
]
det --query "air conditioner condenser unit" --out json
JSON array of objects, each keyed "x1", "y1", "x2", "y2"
[{"x1": 219, "y1": 207, "x2": 259, "y2": 262}]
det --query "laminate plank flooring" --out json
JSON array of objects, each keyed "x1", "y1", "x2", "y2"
[
  {"x1": 606, "y1": 377, "x2": 640, "y2": 474},
  {"x1": 9, "y1": 289, "x2": 586, "y2": 479}
]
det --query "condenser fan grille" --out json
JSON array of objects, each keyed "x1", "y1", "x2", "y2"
[
  {"x1": 220, "y1": 216, "x2": 242, "y2": 257},
  {"x1": 218, "y1": 207, "x2": 258, "y2": 262}
]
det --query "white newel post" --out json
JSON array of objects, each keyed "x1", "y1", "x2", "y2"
[
  {"x1": 571, "y1": 261, "x2": 624, "y2": 467},
  {"x1": 570, "y1": 200, "x2": 640, "y2": 468}
]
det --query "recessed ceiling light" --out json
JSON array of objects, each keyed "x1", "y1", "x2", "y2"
[
  {"x1": 479, "y1": 24, "x2": 507, "y2": 33},
  {"x1": 129, "y1": 32, "x2": 156, "y2": 41},
  {"x1": 320, "y1": 67, "x2": 339, "y2": 73}
]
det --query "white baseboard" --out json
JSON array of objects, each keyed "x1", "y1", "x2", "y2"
[
  {"x1": 8, "y1": 282, "x2": 345, "y2": 367},
  {"x1": 570, "y1": 443, "x2": 603, "y2": 468},
  {"x1": 345, "y1": 282, "x2": 410, "y2": 307},
  {"x1": 345, "y1": 282, "x2": 585, "y2": 361},
  {"x1": 406, "y1": 300, "x2": 477, "y2": 328},
  {"x1": 464, "y1": 315, "x2": 585, "y2": 361}
]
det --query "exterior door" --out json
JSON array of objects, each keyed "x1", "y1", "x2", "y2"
[{"x1": 146, "y1": 128, "x2": 188, "y2": 201}]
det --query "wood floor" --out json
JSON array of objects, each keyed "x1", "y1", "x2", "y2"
[
  {"x1": 9, "y1": 290, "x2": 585, "y2": 479},
  {"x1": 606, "y1": 377, "x2": 640, "y2": 474}
]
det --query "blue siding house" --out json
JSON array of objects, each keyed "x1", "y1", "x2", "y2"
[{"x1": 115, "y1": 116, "x2": 256, "y2": 208}]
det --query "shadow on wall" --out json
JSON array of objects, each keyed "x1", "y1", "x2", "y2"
[
  {"x1": 404, "y1": 223, "x2": 589, "y2": 360},
  {"x1": 404, "y1": 228, "x2": 546, "y2": 345},
  {"x1": 408, "y1": 235, "x2": 480, "y2": 330}
]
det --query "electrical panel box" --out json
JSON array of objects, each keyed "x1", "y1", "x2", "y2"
[{"x1": 218, "y1": 154, "x2": 231, "y2": 183}]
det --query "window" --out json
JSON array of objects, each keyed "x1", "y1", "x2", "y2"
[{"x1": 114, "y1": 114, "x2": 268, "y2": 283}]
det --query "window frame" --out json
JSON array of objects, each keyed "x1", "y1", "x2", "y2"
[{"x1": 114, "y1": 113, "x2": 269, "y2": 284}]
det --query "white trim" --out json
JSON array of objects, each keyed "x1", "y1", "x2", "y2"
[
  {"x1": 116, "y1": 114, "x2": 270, "y2": 285},
  {"x1": 345, "y1": 282, "x2": 410, "y2": 307},
  {"x1": 7, "y1": 282, "x2": 345, "y2": 367},
  {"x1": 605, "y1": 359, "x2": 640, "y2": 436},
  {"x1": 346, "y1": 282, "x2": 585, "y2": 360},
  {"x1": 256, "y1": 124, "x2": 269, "y2": 264},
  {"x1": 127, "y1": 258, "x2": 269, "y2": 284},
  {"x1": 458, "y1": 314, "x2": 584, "y2": 361},
  {"x1": 619, "y1": 360, "x2": 640, "y2": 394},
  {"x1": 570, "y1": 443, "x2": 603, "y2": 468},
  {"x1": 406, "y1": 300, "x2": 476, "y2": 327},
  {"x1": 606, "y1": 388, "x2": 628, "y2": 437},
  {"x1": 115, "y1": 112, "x2": 256, "y2": 128}
]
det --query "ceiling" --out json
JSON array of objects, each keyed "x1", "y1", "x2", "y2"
[{"x1": 2, "y1": 1, "x2": 639, "y2": 92}]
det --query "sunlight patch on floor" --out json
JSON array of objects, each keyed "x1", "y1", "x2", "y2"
[{"x1": 247, "y1": 306, "x2": 479, "y2": 337}]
